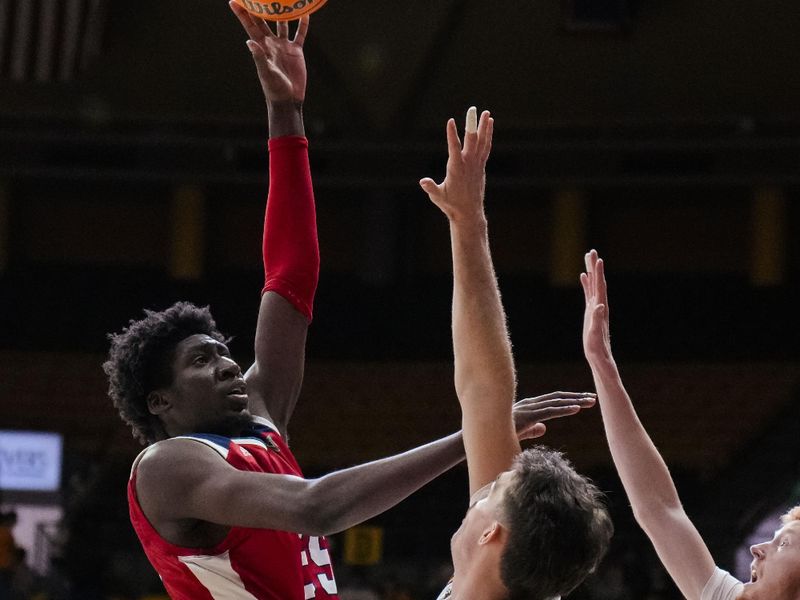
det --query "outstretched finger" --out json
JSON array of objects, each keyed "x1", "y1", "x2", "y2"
[
  {"x1": 596, "y1": 258, "x2": 609, "y2": 311},
  {"x1": 518, "y1": 391, "x2": 596, "y2": 403},
  {"x1": 516, "y1": 399, "x2": 595, "y2": 414},
  {"x1": 277, "y1": 19, "x2": 289, "y2": 39},
  {"x1": 478, "y1": 113, "x2": 494, "y2": 164},
  {"x1": 516, "y1": 396, "x2": 595, "y2": 410},
  {"x1": 580, "y1": 272, "x2": 591, "y2": 300},
  {"x1": 229, "y1": 1, "x2": 273, "y2": 41},
  {"x1": 294, "y1": 15, "x2": 310, "y2": 45},
  {"x1": 584, "y1": 250, "x2": 594, "y2": 276},
  {"x1": 445, "y1": 118, "x2": 462, "y2": 161},
  {"x1": 463, "y1": 106, "x2": 478, "y2": 154},
  {"x1": 530, "y1": 405, "x2": 583, "y2": 422}
]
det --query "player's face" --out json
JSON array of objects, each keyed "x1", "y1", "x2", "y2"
[
  {"x1": 160, "y1": 334, "x2": 252, "y2": 437},
  {"x1": 742, "y1": 520, "x2": 800, "y2": 600},
  {"x1": 450, "y1": 470, "x2": 515, "y2": 570}
]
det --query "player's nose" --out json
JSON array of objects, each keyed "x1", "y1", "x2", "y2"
[{"x1": 216, "y1": 356, "x2": 242, "y2": 380}]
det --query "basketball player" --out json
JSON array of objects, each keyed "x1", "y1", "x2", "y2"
[
  {"x1": 581, "y1": 249, "x2": 800, "y2": 600},
  {"x1": 420, "y1": 109, "x2": 613, "y2": 600},
  {"x1": 103, "y1": 6, "x2": 598, "y2": 599}
]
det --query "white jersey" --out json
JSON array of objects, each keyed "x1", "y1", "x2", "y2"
[
  {"x1": 702, "y1": 568, "x2": 744, "y2": 600},
  {"x1": 435, "y1": 581, "x2": 452, "y2": 600},
  {"x1": 434, "y1": 580, "x2": 559, "y2": 600}
]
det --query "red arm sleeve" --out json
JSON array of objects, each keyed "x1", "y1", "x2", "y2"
[{"x1": 262, "y1": 135, "x2": 319, "y2": 321}]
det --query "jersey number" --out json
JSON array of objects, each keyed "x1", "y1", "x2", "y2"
[{"x1": 300, "y1": 535, "x2": 338, "y2": 598}]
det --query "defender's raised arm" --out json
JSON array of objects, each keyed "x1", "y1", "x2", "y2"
[{"x1": 581, "y1": 250, "x2": 716, "y2": 600}]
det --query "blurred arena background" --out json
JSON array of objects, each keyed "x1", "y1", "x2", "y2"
[{"x1": 1, "y1": 0, "x2": 799, "y2": 598}]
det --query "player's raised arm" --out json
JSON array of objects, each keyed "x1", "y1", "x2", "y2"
[
  {"x1": 419, "y1": 108, "x2": 519, "y2": 495},
  {"x1": 581, "y1": 250, "x2": 716, "y2": 600},
  {"x1": 230, "y1": 2, "x2": 317, "y2": 437}
]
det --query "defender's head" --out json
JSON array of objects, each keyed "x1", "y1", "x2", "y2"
[
  {"x1": 451, "y1": 446, "x2": 613, "y2": 600},
  {"x1": 104, "y1": 302, "x2": 251, "y2": 445},
  {"x1": 745, "y1": 506, "x2": 800, "y2": 600}
]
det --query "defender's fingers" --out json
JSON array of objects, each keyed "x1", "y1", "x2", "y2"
[
  {"x1": 277, "y1": 19, "x2": 289, "y2": 39},
  {"x1": 596, "y1": 258, "x2": 609, "y2": 307},
  {"x1": 446, "y1": 118, "x2": 462, "y2": 158},
  {"x1": 419, "y1": 178, "x2": 442, "y2": 196},
  {"x1": 466, "y1": 106, "x2": 478, "y2": 134},
  {"x1": 584, "y1": 250, "x2": 593, "y2": 274},
  {"x1": 463, "y1": 106, "x2": 478, "y2": 154},
  {"x1": 294, "y1": 15, "x2": 310, "y2": 45},
  {"x1": 580, "y1": 272, "x2": 592, "y2": 299},
  {"x1": 479, "y1": 115, "x2": 494, "y2": 162}
]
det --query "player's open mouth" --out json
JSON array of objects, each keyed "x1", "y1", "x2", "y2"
[
  {"x1": 226, "y1": 379, "x2": 248, "y2": 398},
  {"x1": 751, "y1": 569, "x2": 758, "y2": 583}
]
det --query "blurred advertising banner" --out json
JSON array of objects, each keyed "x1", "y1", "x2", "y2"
[{"x1": 0, "y1": 431, "x2": 62, "y2": 492}]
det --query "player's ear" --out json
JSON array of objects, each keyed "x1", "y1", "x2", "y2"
[
  {"x1": 147, "y1": 390, "x2": 171, "y2": 415},
  {"x1": 478, "y1": 522, "x2": 504, "y2": 546}
]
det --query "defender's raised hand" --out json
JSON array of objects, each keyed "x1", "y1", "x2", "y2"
[
  {"x1": 420, "y1": 107, "x2": 494, "y2": 223},
  {"x1": 230, "y1": 1, "x2": 308, "y2": 105},
  {"x1": 580, "y1": 249, "x2": 613, "y2": 364}
]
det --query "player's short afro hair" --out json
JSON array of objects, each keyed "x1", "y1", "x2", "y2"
[{"x1": 103, "y1": 302, "x2": 226, "y2": 445}]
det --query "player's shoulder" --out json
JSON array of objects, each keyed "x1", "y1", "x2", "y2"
[{"x1": 136, "y1": 437, "x2": 229, "y2": 478}]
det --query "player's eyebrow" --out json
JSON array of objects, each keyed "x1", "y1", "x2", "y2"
[{"x1": 184, "y1": 339, "x2": 231, "y2": 357}]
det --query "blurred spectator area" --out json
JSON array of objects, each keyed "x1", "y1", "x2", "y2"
[
  {"x1": 2, "y1": 1, "x2": 800, "y2": 596},
  {"x1": 0, "y1": 352, "x2": 797, "y2": 475}
]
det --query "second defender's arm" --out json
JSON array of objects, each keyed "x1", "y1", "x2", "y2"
[
  {"x1": 421, "y1": 109, "x2": 518, "y2": 495},
  {"x1": 581, "y1": 250, "x2": 715, "y2": 600}
]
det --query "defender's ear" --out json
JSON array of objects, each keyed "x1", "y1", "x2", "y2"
[
  {"x1": 478, "y1": 522, "x2": 505, "y2": 546},
  {"x1": 147, "y1": 391, "x2": 170, "y2": 416}
]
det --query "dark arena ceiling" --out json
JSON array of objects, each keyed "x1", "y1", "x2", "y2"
[{"x1": 1, "y1": 0, "x2": 800, "y2": 361}]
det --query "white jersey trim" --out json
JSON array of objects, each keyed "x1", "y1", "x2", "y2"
[
  {"x1": 129, "y1": 417, "x2": 280, "y2": 482},
  {"x1": 174, "y1": 435, "x2": 231, "y2": 460},
  {"x1": 251, "y1": 414, "x2": 281, "y2": 436},
  {"x1": 178, "y1": 549, "x2": 259, "y2": 599}
]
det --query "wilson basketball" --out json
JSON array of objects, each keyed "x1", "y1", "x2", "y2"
[{"x1": 234, "y1": 0, "x2": 327, "y2": 21}]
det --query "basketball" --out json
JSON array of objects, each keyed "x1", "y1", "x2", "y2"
[{"x1": 234, "y1": 0, "x2": 327, "y2": 21}]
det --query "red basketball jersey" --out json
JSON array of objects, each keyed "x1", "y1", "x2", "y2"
[{"x1": 128, "y1": 417, "x2": 339, "y2": 600}]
